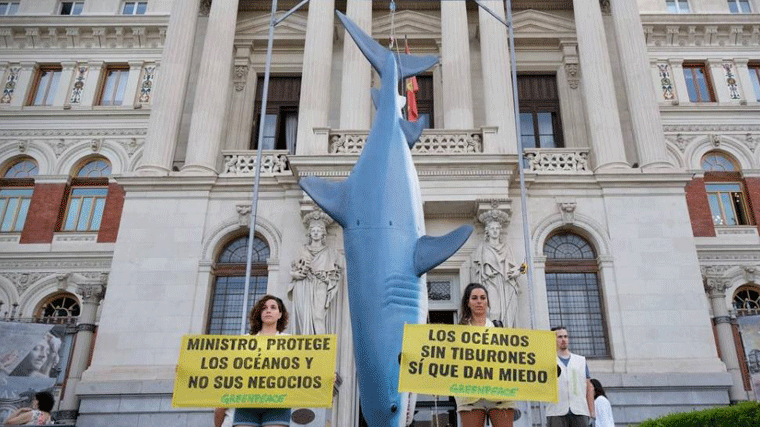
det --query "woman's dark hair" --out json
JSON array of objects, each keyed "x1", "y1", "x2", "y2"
[
  {"x1": 35, "y1": 391, "x2": 55, "y2": 412},
  {"x1": 249, "y1": 295, "x2": 288, "y2": 334},
  {"x1": 590, "y1": 378, "x2": 606, "y2": 399},
  {"x1": 458, "y1": 283, "x2": 489, "y2": 325}
]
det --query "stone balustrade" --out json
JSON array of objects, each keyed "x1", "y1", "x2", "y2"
[
  {"x1": 221, "y1": 151, "x2": 291, "y2": 176},
  {"x1": 328, "y1": 129, "x2": 484, "y2": 154},
  {"x1": 523, "y1": 148, "x2": 591, "y2": 173}
]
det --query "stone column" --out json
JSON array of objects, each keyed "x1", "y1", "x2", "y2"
[
  {"x1": 52, "y1": 61, "x2": 77, "y2": 107},
  {"x1": 225, "y1": 46, "x2": 257, "y2": 151},
  {"x1": 9, "y1": 62, "x2": 36, "y2": 108},
  {"x1": 572, "y1": 0, "x2": 628, "y2": 170},
  {"x1": 708, "y1": 59, "x2": 732, "y2": 104},
  {"x1": 56, "y1": 280, "x2": 107, "y2": 424},
  {"x1": 181, "y1": 0, "x2": 241, "y2": 174},
  {"x1": 136, "y1": 0, "x2": 200, "y2": 175},
  {"x1": 668, "y1": 59, "x2": 690, "y2": 105},
  {"x1": 339, "y1": 0, "x2": 372, "y2": 129},
  {"x1": 295, "y1": 0, "x2": 335, "y2": 155},
  {"x1": 609, "y1": 0, "x2": 670, "y2": 169},
  {"x1": 558, "y1": 42, "x2": 588, "y2": 149},
  {"x1": 441, "y1": 0, "x2": 474, "y2": 129},
  {"x1": 80, "y1": 61, "x2": 104, "y2": 107},
  {"x1": 477, "y1": 0, "x2": 516, "y2": 154},
  {"x1": 703, "y1": 271, "x2": 748, "y2": 402},
  {"x1": 121, "y1": 60, "x2": 145, "y2": 108}
]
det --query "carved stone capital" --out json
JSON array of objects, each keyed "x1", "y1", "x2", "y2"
[
  {"x1": 476, "y1": 199, "x2": 511, "y2": 226},
  {"x1": 704, "y1": 276, "x2": 731, "y2": 296},
  {"x1": 76, "y1": 283, "x2": 106, "y2": 304}
]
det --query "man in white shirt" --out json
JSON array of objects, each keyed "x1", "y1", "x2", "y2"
[{"x1": 545, "y1": 326, "x2": 595, "y2": 427}]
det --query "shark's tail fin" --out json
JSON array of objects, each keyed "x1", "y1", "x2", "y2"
[{"x1": 336, "y1": 10, "x2": 438, "y2": 82}]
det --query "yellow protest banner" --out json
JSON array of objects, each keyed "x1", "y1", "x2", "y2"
[
  {"x1": 399, "y1": 324, "x2": 557, "y2": 403},
  {"x1": 172, "y1": 334, "x2": 337, "y2": 408}
]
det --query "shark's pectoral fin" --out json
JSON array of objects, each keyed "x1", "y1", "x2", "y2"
[
  {"x1": 299, "y1": 176, "x2": 348, "y2": 228},
  {"x1": 399, "y1": 116, "x2": 427, "y2": 149},
  {"x1": 414, "y1": 225, "x2": 474, "y2": 276},
  {"x1": 398, "y1": 53, "x2": 439, "y2": 81}
]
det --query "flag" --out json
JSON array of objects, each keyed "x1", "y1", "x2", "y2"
[{"x1": 404, "y1": 37, "x2": 419, "y2": 122}]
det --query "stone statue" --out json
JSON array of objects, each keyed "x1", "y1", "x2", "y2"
[
  {"x1": 471, "y1": 209, "x2": 523, "y2": 328},
  {"x1": 288, "y1": 211, "x2": 344, "y2": 335}
]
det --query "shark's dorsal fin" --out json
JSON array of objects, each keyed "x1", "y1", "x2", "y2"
[
  {"x1": 299, "y1": 176, "x2": 349, "y2": 228},
  {"x1": 371, "y1": 88, "x2": 380, "y2": 110},
  {"x1": 413, "y1": 225, "x2": 474, "y2": 276},
  {"x1": 399, "y1": 116, "x2": 427, "y2": 149},
  {"x1": 336, "y1": 10, "x2": 439, "y2": 81}
]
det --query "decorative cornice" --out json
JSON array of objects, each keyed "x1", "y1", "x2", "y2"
[
  {"x1": 0, "y1": 128, "x2": 147, "y2": 138},
  {"x1": 663, "y1": 125, "x2": 760, "y2": 133}
]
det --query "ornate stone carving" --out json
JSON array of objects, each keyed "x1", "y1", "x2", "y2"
[
  {"x1": 236, "y1": 204, "x2": 252, "y2": 227},
  {"x1": 56, "y1": 273, "x2": 69, "y2": 291},
  {"x1": 330, "y1": 130, "x2": 484, "y2": 154},
  {"x1": 48, "y1": 139, "x2": 72, "y2": 157},
  {"x1": 90, "y1": 138, "x2": 103, "y2": 152},
  {"x1": 599, "y1": 0, "x2": 610, "y2": 15},
  {"x1": 743, "y1": 265, "x2": 759, "y2": 284},
  {"x1": 76, "y1": 283, "x2": 106, "y2": 303},
  {"x1": 642, "y1": 21, "x2": 760, "y2": 48},
  {"x1": 70, "y1": 66, "x2": 88, "y2": 104},
  {"x1": 138, "y1": 65, "x2": 156, "y2": 104},
  {"x1": 723, "y1": 63, "x2": 741, "y2": 100},
  {"x1": 234, "y1": 65, "x2": 248, "y2": 92},
  {"x1": 523, "y1": 148, "x2": 590, "y2": 172},
  {"x1": 1, "y1": 24, "x2": 167, "y2": 50},
  {"x1": 116, "y1": 138, "x2": 143, "y2": 156},
  {"x1": 17, "y1": 139, "x2": 28, "y2": 153},
  {"x1": 200, "y1": 0, "x2": 212, "y2": 16},
  {"x1": 709, "y1": 134, "x2": 721, "y2": 147},
  {"x1": 1, "y1": 66, "x2": 20, "y2": 104},
  {"x1": 704, "y1": 276, "x2": 731, "y2": 296},
  {"x1": 472, "y1": 207, "x2": 523, "y2": 328},
  {"x1": 289, "y1": 210, "x2": 344, "y2": 335},
  {"x1": 0, "y1": 128, "x2": 148, "y2": 138},
  {"x1": 564, "y1": 63, "x2": 579, "y2": 90},
  {"x1": 657, "y1": 64, "x2": 675, "y2": 101},
  {"x1": 557, "y1": 200, "x2": 577, "y2": 224},
  {"x1": 0, "y1": 272, "x2": 50, "y2": 294},
  {"x1": 745, "y1": 133, "x2": 758, "y2": 152},
  {"x1": 222, "y1": 152, "x2": 290, "y2": 175}
]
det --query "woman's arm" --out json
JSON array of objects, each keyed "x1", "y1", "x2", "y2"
[{"x1": 4, "y1": 407, "x2": 32, "y2": 425}]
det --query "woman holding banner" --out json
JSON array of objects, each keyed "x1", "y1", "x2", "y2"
[
  {"x1": 214, "y1": 295, "x2": 291, "y2": 427},
  {"x1": 455, "y1": 283, "x2": 515, "y2": 427}
]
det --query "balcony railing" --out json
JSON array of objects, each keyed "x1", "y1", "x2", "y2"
[
  {"x1": 523, "y1": 148, "x2": 591, "y2": 173},
  {"x1": 221, "y1": 151, "x2": 291, "y2": 176},
  {"x1": 329, "y1": 129, "x2": 484, "y2": 154}
]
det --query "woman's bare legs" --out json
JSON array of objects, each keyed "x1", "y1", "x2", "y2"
[
  {"x1": 460, "y1": 409, "x2": 487, "y2": 427},
  {"x1": 487, "y1": 408, "x2": 514, "y2": 427}
]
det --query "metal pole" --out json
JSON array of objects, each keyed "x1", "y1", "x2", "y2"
[
  {"x1": 241, "y1": 0, "x2": 276, "y2": 335},
  {"x1": 472, "y1": 0, "x2": 539, "y2": 424}
]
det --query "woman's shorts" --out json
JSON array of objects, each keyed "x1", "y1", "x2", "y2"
[
  {"x1": 232, "y1": 408, "x2": 292, "y2": 426},
  {"x1": 456, "y1": 398, "x2": 515, "y2": 413}
]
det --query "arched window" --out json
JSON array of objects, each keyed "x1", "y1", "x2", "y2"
[
  {"x1": 36, "y1": 292, "x2": 81, "y2": 323},
  {"x1": 544, "y1": 232, "x2": 609, "y2": 358},
  {"x1": 61, "y1": 158, "x2": 111, "y2": 232},
  {"x1": 0, "y1": 158, "x2": 37, "y2": 232},
  {"x1": 701, "y1": 151, "x2": 752, "y2": 226},
  {"x1": 733, "y1": 285, "x2": 760, "y2": 317},
  {"x1": 207, "y1": 235, "x2": 270, "y2": 334}
]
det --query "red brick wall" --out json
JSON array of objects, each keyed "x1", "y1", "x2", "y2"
[
  {"x1": 684, "y1": 178, "x2": 716, "y2": 237},
  {"x1": 97, "y1": 183, "x2": 125, "y2": 243},
  {"x1": 19, "y1": 183, "x2": 66, "y2": 244},
  {"x1": 743, "y1": 178, "x2": 760, "y2": 232}
]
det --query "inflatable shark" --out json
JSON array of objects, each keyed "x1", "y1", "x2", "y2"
[{"x1": 299, "y1": 11, "x2": 473, "y2": 427}]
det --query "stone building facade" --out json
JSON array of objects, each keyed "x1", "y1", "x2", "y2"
[{"x1": 1, "y1": 0, "x2": 760, "y2": 426}]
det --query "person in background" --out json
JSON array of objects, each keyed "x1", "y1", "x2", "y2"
[
  {"x1": 545, "y1": 327, "x2": 595, "y2": 427},
  {"x1": 454, "y1": 283, "x2": 515, "y2": 427},
  {"x1": 590, "y1": 379, "x2": 614, "y2": 427},
  {"x1": 214, "y1": 295, "x2": 291, "y2": 427},
  {"x1": 4, "y1": 391, "x2": 55, "y2": 425}
]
